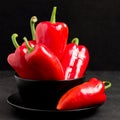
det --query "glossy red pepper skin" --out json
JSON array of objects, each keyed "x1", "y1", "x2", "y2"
[
  {"x1": 7, "y1": 40, "x2": 40, "y2": 79},
  {"x1": 24, "y1": 41, "x2": 65, "y2": 80},
  {"x1": 35, "y1": 7, "x2": 68, "y2": 59},
  {"x1": 56, "y1": 78, "x2": 106, "y2": 110},
  {"x1": 61, "y1": 38, "x2": 89, "y2": 80}
]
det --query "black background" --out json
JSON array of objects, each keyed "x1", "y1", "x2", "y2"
[{"x1": 0, "y1": 0, "x2": 120, "y2": 70}]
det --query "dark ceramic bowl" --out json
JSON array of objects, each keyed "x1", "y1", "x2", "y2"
[{"x1": 14, "y1": 74, "x2": 85, "y2": 109}]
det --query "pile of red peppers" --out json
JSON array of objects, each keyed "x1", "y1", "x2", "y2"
[
  {"x1": 7, "y1": 6, "x2": 89, "y2": 81},
  {"x1": 7, "y1": 6, "x2": 112, "y2": 110}
]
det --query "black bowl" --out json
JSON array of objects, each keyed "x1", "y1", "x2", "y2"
[{"x1": 14, "y1": 74, "x2": 85, "y2": 109}]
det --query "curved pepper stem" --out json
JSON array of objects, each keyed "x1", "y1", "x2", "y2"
[
  {"x1": 11, "y1": 33, "x2": 19, "y2": 48},
  {"x1": 103, "y1": 81, "x2": 112, "y2": 90},
  {"x1": 23, "y1": 37, "x2": 34, "y2": 53},
  {"x1": 30, "y1": 16, "x2": 38, "y2": 40},
  {"x1": 50, "y1": 6, "x2": 57, "y2": 23},
  {"x1": 71, "y1": 37, "x2": 79, "y2": 45}
]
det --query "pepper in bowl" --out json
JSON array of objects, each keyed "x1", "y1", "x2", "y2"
[
  {"x1": 9, "y1": 33, "x2": 86, "y2": 109},
  {"x1": 7, "y1": 6, "x2": 89, "y2": 110}
]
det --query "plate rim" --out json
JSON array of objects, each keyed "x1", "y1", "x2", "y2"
[{"x1": 7, "y1": 92, "x2": 102, "y2": 113}]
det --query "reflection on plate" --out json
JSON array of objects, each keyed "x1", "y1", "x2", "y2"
[{"x1": 7, "y1": 93, "x2": 102, "y2": 113}]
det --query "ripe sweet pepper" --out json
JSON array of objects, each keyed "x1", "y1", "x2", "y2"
[
  {"x1": 35, "y1": 6, "x2": 69, "y2": 59},
  {"x1": 7, "y1": 34, "x2": 39, "y2": 79},
  {"x1": 7, "y1": 16, "x2": 39, "y2": 79},
  {"x1": 61, "y1": 37, "x2": 89, "y2": 80},
  {"x1": 56, "y1": 77, "x2": 111, "y2": 110},
  {"x1": 23, "y1": 37, "x2": 64, "y2": 80}
]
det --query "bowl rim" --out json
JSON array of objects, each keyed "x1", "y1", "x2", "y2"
[{"x1": 14, "y1": 73, "x2": 85, "y2": 82}]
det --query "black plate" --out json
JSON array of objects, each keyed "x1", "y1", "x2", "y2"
[{"x1": 7, "y1": 93, "x2": 102, "y2": 113}]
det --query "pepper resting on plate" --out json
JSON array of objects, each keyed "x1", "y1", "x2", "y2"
[
  {"x1": 56, "y1": 77, "x2": 111, "y2": 110},
  {"x1": 23, "y1": 37, "x2": 64, "y2": 80},
  {"x1": 61, "y1": 37, "x2": 89, "y2": 80},
  {"x1": 35, "y1": 6, "x2": 69, "y2": 60}
]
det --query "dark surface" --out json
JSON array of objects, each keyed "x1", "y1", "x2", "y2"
[
  {"x1": 1, "y1": 0, "x2": 120, "y2": 70},
  {"x1": 0, "y1": 70, "x2": 120, "y2": 120}
]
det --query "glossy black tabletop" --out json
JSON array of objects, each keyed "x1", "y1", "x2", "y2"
[{"x1": 0, "y1": 70, "x2": 119, "y2": 120}]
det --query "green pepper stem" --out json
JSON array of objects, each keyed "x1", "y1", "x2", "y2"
[
  {"x1": 11, "y1": 33, "x2": 19, "y2": 48},
  {"x1": 71, "y1": 37, "x2": 79, "y2": 45},
  {"x1": 23, "y1": 37, "x2": 34, "y2": 53},
  {"x1": 103, "y1": 81, "x2": 112, "y2": 90},
  {"x1": 30, "y1": 16, "x2": 38, "y2": 40},
  {"x1": 50, "y1": 6, "x2": 57, "y2": 23}
]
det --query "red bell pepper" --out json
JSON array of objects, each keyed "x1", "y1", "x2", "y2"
[
  {"x1": 23, "y1": 37, "x2": 64, "y2": 80},
  {"x1": 61, "y1": 37, "x2": 89, "y2": 80},
  {"x1": 56, "y1": 78, "x2": 111, "y2": 110},
  {"x1": 7, "y1": 16, "x2": 39, "y2": 79},
  {"x1": 35, "y1": 6, "x2": 69, "y2": 60},
  {"x1": 7, "y1": 34, "x2": 40, "y2": 79}
]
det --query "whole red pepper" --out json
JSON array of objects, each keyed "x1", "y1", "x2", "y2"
[
  {"x1": 23, "y1": 37, "x2": 64, "y2": 80},
  {"x1": 61, "y1": 37, "x2": 89, "y2": 80},
  {"x1": 7, "y1": 16, "x2": 39, "y2": 79},
  {"x1": 56, "y1": 78, "x2": 111, "y2": 110},
  {"x1": 35, "y1": 6, "x2": 69, "y2": 60},
  {"x1": 7, "y1": 34, "x2": 40, "y2": 79}
]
